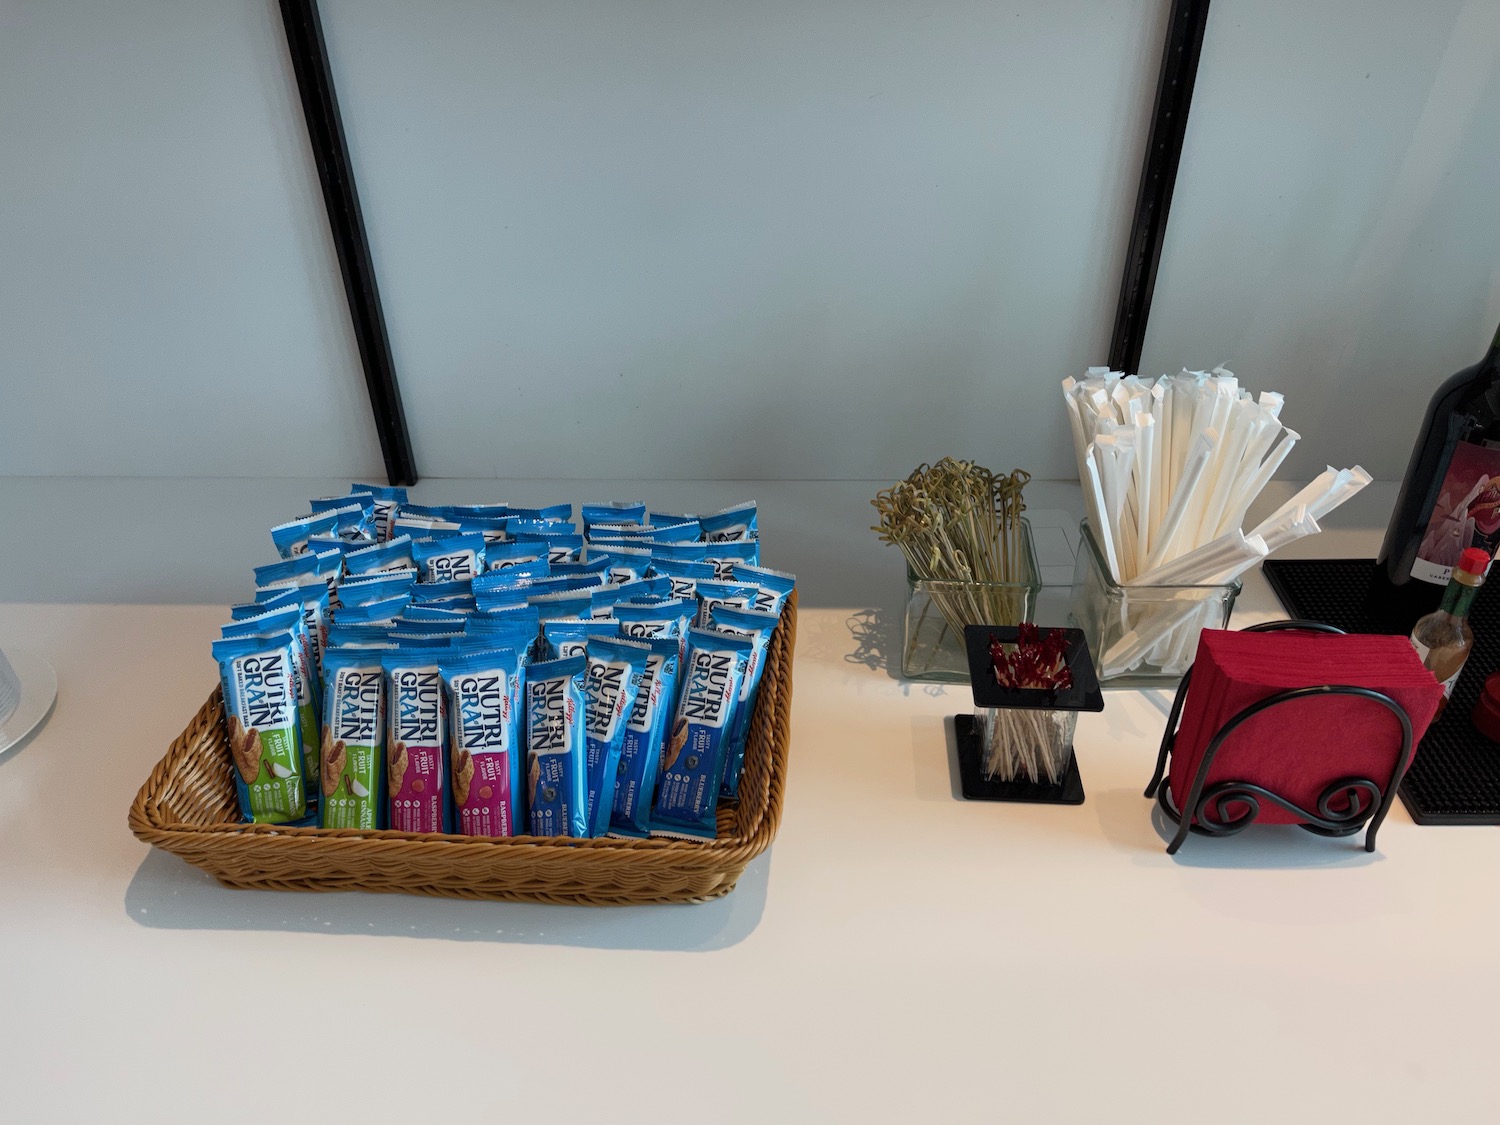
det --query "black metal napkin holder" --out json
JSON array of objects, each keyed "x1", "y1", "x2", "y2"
[
  {"x1": 954, "y1": 625, "x2": 1104, "y2": 805},
  {"x1": 1143, "y1": 620, "x2": 1416, "y2": 855}
]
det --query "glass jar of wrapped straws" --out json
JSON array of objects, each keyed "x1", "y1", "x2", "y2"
[{"x1": 1062, "y1": 366, "x2": 1370, "y2": 684}]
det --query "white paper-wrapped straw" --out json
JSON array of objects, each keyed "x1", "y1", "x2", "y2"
[
  {"x1": 1218, "y1": 426, "x2": 1300, "y2": 540},
  {"x1": 1256, "y1": 505, "x2": 1321, "y2": 554},
  {"x1": 1250, "y1": 465, "x2": 1370, "y2": 540},
  {"x1": 1193, "y1": 397, "x2": 1257, "y2": 545},
  {"x1": 1149, "y1": 383, "x2": 1169, "y2": 547},
  {"x1": 1082, "y1": 448, "x2": 1121, "y2": 582},
  {"x1": 1145, "y1": 427, "x2": 1220, "y2": 571},
  {"x1": 1129, "y1": 529, "x2": 1268, "y2": 588},
  {"x1": 1211, "y1": 408, "x2": 1284, "y2": 538},
  {"x1": 1133, "y1": 412, "x2": 1156, "y2": 577}
]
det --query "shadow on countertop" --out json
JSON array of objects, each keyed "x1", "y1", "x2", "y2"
[{"x1": 123, "y1": 847, "x2": 773, "y2": 951}]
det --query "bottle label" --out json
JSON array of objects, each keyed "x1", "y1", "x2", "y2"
[
  {"x1": 1411, "y1": 440, "x2": 1500, "y2": 584},
  {"x1": 1411, "y1": 636, "x2": 1465, "y2": 698}
]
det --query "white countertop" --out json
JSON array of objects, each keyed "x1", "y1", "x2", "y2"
[{"x1": 1, "y1": 481, "x2": 1497, "y2": 1123}]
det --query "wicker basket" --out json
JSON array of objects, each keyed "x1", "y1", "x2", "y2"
[{"x1": 129, "y1": 593, "x2": 796, "y2": 905}]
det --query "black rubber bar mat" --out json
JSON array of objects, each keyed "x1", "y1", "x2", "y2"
[{"x1": 1262, "y1": 558, "x2": 1500, "y2": 825}]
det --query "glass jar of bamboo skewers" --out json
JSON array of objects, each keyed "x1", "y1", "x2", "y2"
[
  {"x1": 873, "y1": 459, "x2": 1040, "y2": 682},
  {"x1": 903, "y1": 521, "x2": 1040, "y2": 681}
]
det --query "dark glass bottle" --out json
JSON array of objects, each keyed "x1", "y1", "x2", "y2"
[{"x1": 1370, "y1": 323, "x2": 1500, "y2": 631}]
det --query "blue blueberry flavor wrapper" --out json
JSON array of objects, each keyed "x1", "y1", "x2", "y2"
[
  {"x1": 270, "y1": 510, "x2": 339, "y2": 559},
  {"x1": 516, "y1": 531, "x2": 585, "y2": 564},
  {"x1": 699, "y1": 500, "x2": 757, "y2": 543},
  {"x1": 338, "y1": 571, "x2": 416, "y2": 608},
  {"x1": 729, "y1": 564, "x2": 797, "y2": 617},
  {"x1": 412, "y1": 532, "x2": 485, "y2": 583},
  {"x1": 581, "y1": 501, "x2": 647, "y2": 532},
  {"x1": 525, "y1": 655, "x2": 589, "y2": 837},
  {"x1": 706, "y1": 605, "x2": 780, "y2": 799},
  {"x1": 581, "y1": 637, "x2": 649, "y2": 837},
  {"x1": 692, "y1": 580, "x2": 757, "y2": 629},
  {"x1": 311, "y1": 494, "x2": 378, "y2": 542},
  {"x1": 609, "y1": 636, "x2": 680, "y2": 838},
  {"x1": 507, "y1": 503, "x2": 574, "y2": 523},
  {"x1": 649, "y1": 628, "x2": 752, "y2": 840},
  {"x1": 702, "y1": 539, "x2": 761, "y2": 578},
  {"x1": 484, "y1": 540, "x2": 547, "y2": 570},
  {"x1": 540, "y1": 618, "x2": 620, "y2": 662},
  {"x1": 253, "y1": 552, "x2": 323, "y2": 591},
  {"x1": 345, "y1": 534, "x2": 416, "y2": 576},
  {"x1": 349, "y1": 482, "x2": 408, "y2": 540},
  {"x1": 645, "y1": 559, "x2": 716, "y2": 601}
]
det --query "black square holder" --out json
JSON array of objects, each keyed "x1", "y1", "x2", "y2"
[
  {"x1": 954, "y1": 625, "x2": 1104, "y2": 805},
  {"x1": 1262, "y1": 558, "x2": 1500, "y2": 825}
]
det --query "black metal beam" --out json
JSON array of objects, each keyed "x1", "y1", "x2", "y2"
[
  {"x1": 278, "y1": 0, "x2": 417, "y2": 486},
  {"x1": 1108, "y1": 0, "x2": 1213, "y2": 377}
]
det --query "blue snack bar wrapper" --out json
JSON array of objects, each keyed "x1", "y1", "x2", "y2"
[
  {"x1": 525, "y1": 655, "x2": 589, "y2": 837},
  {"x1": 702, "y1": 540, "x2": 761, "y2": 578},
  {"x1": 333, "y1": 595, "x2": 411, "y2": 624},
  {"x1": 508, "y1": 503, "x2": 574, "y2": 523},
  {"x1": 609, "y1": 636, "x2": 680, "y2": 838},
  {"x1": 311, "y1": 494, "x2": 378, "y2": 542},
  {"x1": 270, "y1": 510, "x2": 340, "y2": 559},
  {"x1": 338, "y1": 571, "x2": 416, "y2": 608},
  {"x1": 646, "y1": 558, "x2": 715, "y2": 600},
  {"x1": 649, "y1": 628, "x2": 752, "y2": 840},
  {"x1": 646, "y1": 541, "x2": 712, "y2": 566},
  {"x1": 581, "y1": 501, "x2": 647, "y2": 532},
  {"x1": 349, "y1": 482, "x2": 408, "y2": 540},
  {"x1": 253, "y1": 552, "x2": 323, "y2": 591},
  {"x1": 692, "y1": 580, "x2": 758, "y2": 629},
  {"x1": 411, "y1": 534, "x2": 486, "y2": 585},
  {"x1": 541, "y1": 618, "x2": 618, "y2": 662},
  {"x1": 413, "y1": 532, "x2": 486, "y2": 583},
  {"x1": 345, "y1": 535, "x2": 416, "y2": 576},
  {"x1": 730, "y1": 564, "x2": 797, "y2": 617},
  {"x1": 411, "y1": 577, "x2": 474, "y2": 605},
  {"x1": 485, "y1": 540, "x2": 547, "y2": 571},
  {"x1": 706, "y1": 605, "x2": 780, "y2": 798},
  {"x1": 515, "y1": 532, "x2": 585, "y2": 564},
  {"x1": 699, "y1": 501, "x2": 758, "y2": 543},
  {"x1": 581, "y1": 637, "x2": 649, "y2": 837},
  {"x1": 325, "y1": 622, "x2": 395, "y2": 649},
  {"x1": 529, "y1": 589, "x2": 592, "y2": 621}
]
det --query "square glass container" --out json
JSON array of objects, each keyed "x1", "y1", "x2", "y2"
[
  {"x1": 901, "y1": 518, "x2": 1040, "y2": 682},
  {"x1": 975, "y1": 707, "x2": 1079, "y2": 784},
  {"x1": 1069, "y1": 518, "x2": 1240, "y2": 687}
]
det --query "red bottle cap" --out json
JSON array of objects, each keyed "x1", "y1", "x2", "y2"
[
  {"x1": 1472, "y1": 673, "x2": 1500, "y2": 742},
  {"x1": 1458, "y1": 548, "x2": 1491, "y2": 576}
]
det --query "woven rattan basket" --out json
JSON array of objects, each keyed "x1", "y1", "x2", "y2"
[{"x1": 129, "y1": 593, "x2": 796, "y2": 905}]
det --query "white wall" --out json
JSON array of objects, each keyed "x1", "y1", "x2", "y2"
[
  {"x1": 6, "y1": 1, "x2": 1497, "y2": 486},
  {"x1": 317, "y1": 0, "x2": 1164, "y2": 481},
  {"x1": 0, "y1": 0, "x2": 383, "y2": 478},
  {"x1": 1141, "y1": 0, "x2": 1500, "y2": 481}
]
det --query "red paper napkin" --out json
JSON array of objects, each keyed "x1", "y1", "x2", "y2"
[{"x1": 1168, "y1": 630, "x2": 1444, "y2": 825}]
